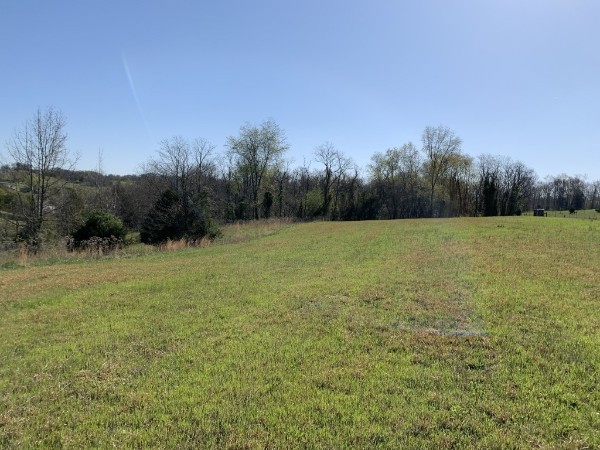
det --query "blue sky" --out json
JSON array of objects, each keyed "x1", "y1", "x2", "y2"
[{"x1": 1, "y1": 0, "x2": 599, "y2": 179}]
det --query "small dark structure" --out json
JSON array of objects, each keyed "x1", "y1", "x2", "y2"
[{"x1": 533, "y1": 209, "x2": 546, "y2": 217}]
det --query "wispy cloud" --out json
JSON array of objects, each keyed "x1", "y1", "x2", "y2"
[{"x1": 121, "y1": 51, "x2": 152, "y2": 139}]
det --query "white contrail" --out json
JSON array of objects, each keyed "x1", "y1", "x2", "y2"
[{"x1": 121, "y1": 50, "x2": 152, "y2": 139}]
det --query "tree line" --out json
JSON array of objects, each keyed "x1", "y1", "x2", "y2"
[{"x1": 1, "y1": 107, "x2": 599, "y2": 250}]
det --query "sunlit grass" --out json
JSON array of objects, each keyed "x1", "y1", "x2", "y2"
[{"x1": 1, "y1": 217, "x2": 598, "y2": 448}]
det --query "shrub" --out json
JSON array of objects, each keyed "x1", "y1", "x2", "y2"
[
  {"x1": 140, "y1": 190, "x2": 219, "y2": 245},
  {"x1": 71, "y1": 210, "x2": 126, "y2": 248}
]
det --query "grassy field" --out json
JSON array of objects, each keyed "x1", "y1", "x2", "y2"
[
  {"x1": 541, "y1": 209, "x2": 600, "y2": 220},
  {"x1": 1, "y1": 217, "x2": 598, "y2": 448}
]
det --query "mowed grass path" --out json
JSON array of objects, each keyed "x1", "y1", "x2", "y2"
[{"x1": 1, "y1": 217, "x2": 599, "y2": 448}]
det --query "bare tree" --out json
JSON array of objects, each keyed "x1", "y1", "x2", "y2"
[
  {"x1": 422, "y1": 126, "x2": 462, "y2": 217},
  {"x1": 369, "y1": 142, "x2": 423, "y2": 218},
  {"x1": 5, "y1": 106, "x2": 77, "y2": 247},
  {"x1": 191, "y1": 138, "x2": 217, "y2": 188},
  {"x1": 314, "y1": 142, "x2": 352, "y2": 219},
  {"x1": 498, "y1": 160, "x2": 536, "y2": 215},
  {"x1": 292, "y1": 158, "x2": 318, "y2": 219},
  {"x1": 477, "y1": 154, "x2": 505, "y2": 216},
  {"x1": 227, "y1": 119, "x2": 288, "y2": 219},
  {"x1": 273, "y1": 160, "x2": 292, "y2": 217},
  {"x1": 146, "y1": 136, "x2": 216, "y2": 199},
  {"x1": 152, "y1": 136, "x2": 193, "y2": 197},
  {"x1": 477, "y1": 155, "x2": 535, "y2": 216},
  {"x1": 314, "y1": 142, "x2": 336, "y2": 217},
  {"x1": 588, "y1": 180, "x2": 600, "y2": 209},
  {"x1": 443, "y1": 152, "x2": 474, "y2": 217}
]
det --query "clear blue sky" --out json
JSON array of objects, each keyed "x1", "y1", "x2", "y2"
[{"x1": 1, "y1": 0, "x2": 599, "y2": 180}]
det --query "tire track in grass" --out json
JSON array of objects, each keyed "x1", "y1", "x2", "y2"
[{"x1": 379, "y1": 220, "x2": 485, "y2": 337}]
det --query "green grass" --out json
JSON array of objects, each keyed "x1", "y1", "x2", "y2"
[
  {"x1": 1, "y1": 217, "x2": 599, "y2": 448},
  {"x1": 541, "y1": 208, "x2": 600, "y2": 220}
]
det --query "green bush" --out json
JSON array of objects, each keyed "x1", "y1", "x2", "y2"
[
  {"x1": 72, "y1": 210, "x2": 126, "y2": 246},
  {"x1": 140, "y1": 190, "x2": 219, "y2": 245}
]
